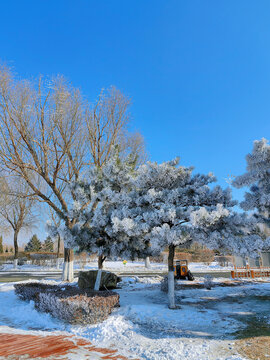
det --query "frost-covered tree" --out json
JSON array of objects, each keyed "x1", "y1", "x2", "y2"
[
  {"x1": 58, "y1": 152, "x2": 152, "y2": 289},
  {"x1": 64, "y1": 154, "x2": 144, "y2": 257},
  {"x1": 113, "y1": 158, "x2": 261, "y2": 308},
  {"x1": 233, "y1": 138, "x2": 270, "y2": 215},
  {"x1": 112, "y1": 158, "x2": 239, "y2": 308},
  {"x1": 190, "y1": 207, "x2": 263, "y2": 258},
  {"x1": 232, "y1": 138, "x2": 270, "y2": 253}
]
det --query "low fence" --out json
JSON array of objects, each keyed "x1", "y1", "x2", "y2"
[{"x1": 231, "y1": 252, "x2": 270, "y2": 279}]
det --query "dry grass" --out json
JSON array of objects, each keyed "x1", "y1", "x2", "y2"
[{"x1": 235, "y1": 336, "x2": 270, "y2": 360}]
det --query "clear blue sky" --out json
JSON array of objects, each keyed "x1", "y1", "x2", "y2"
[{"x1": 1, "y1": 0, "x2": 270, "y2": 242}]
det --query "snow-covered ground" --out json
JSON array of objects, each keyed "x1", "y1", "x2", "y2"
[
  {"x1": 0, "y1": 260, "x2": 233, "y2": 273},
  {"x1": 0, "y1": 275, "x2": 269, "y2": 360}
]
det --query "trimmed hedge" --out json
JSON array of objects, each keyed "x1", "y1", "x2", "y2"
[{"x1": 14, "y1": 283, "x2": 119, "y2": 325}]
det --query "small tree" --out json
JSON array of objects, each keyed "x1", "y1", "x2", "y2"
[
  {"x1": 10, "y1": 247, "x2": 13, "y2": 253},
  {"x1": 0, "y1": 235, "x2": 3, "y2": 253},
  {"x1": 43, "y1": 236, "x2": 54, "y2": 252},
  {"x1": 25, "y1": 234, "x2": 42, "y2": 252},
  {"x1": 0, "y1": 176, "x2": 37, "y2": 268},
  {"x1": 62, "y1": 153, "x2": 148, "y2": 289}
]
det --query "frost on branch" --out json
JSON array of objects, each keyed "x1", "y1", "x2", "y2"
[
  {"x1": 233, "y1": 138, "x2": 270, "y2": 215},
  {"x1": 63, "y1": 152, "x2": 152, "y2": 261},
  {"x1": 232, "y1": 138, "x2": 270, "y2": 254}
]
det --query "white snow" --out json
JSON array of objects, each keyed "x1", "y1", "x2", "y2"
[
  {"x1": 0, "y1": 276, "x2": 269, "y2": 359},
  {"x1": 0, "y1": 260, "x2": 233, "y2": 274}
]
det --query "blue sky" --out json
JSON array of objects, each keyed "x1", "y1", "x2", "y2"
[{"x1": 1, "y1": 0, "x2": 270, "y2": 243}]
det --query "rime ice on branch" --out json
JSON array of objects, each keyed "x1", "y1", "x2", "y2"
[{"x1": 233, "y1": 138, "x2": 270, "y2": 253}]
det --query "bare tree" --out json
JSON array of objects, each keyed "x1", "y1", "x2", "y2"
[
  {"x1": 86, "y1": 86, "x2": 146, "y2": 167},
  {"x1": 0, "y1": 67, "x2": 87, "y2": 280},
  {"x1": 0, "y1": 176, "x2": 37, "y2": 268},
  {"x1": 0, "y1": 65, "x2": 146, "y2": 278}
]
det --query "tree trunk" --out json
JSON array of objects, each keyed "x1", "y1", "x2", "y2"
[
  {"x1": 145, "y1": 256, "x2": 151, "y2": 269},
  {"x1": 62, "y1": 248, "x2": 74, "y2": 281},
  {"x1": 98, "y1": 255, "x2": 106, "y2": 269},
  {"x1": 56, "y1": 234, "x2": 61, "y2": 270},
  {"x1": 168, "y1": 244, "x2": 176, "y2": 309},
  {"x1": 57, "y1": 234, "x2": 61, "y2": 258},
  {"x1": 13, "y1": 230, "x2": 19, "y2": 269},
  {"x1": 94, "y1": 269, "x2": 102, "y2": 291}
]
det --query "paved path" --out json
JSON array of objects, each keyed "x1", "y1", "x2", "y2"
[{"x1": 0, "y1": 332, "x2": 136, "y2": 359}]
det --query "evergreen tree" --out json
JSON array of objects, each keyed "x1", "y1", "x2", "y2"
[
  {"x1": 61, "y1": 152, "x2": 140, "y2": 269},
  {"x1": 10, "y1": 247, "x2": 13, "y2": 253},
  {"x1": 25, "y1": 234, "x2": 42, "y2": 252},
  {"x1": 43, "y1": 236, "x2": 54, "y2": 252},
  {"x1": 110, "y1": 158, "x2": 240, "y2": 308},
  {"x1": 0, "y1": 236, "x2": 3, "y2": 254},
  {"x1": 90, "y1": 157, "x2": 257, "y2": 307},
  {"x1": 232, "y1": 138, "x2": 270, "y2": 253},
  {"x1": 5, "y1": 247, "x2": 8, "y2": 253}
]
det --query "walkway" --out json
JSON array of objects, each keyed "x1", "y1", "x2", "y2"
[{"x1": 0, "y1": 332, "x2": 136, "y2": 360}]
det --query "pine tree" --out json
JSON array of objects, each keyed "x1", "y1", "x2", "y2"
[
  {"x1": 43, "y1": 236, "x2": 54, "y2": 252},
  {"x1": 232, "y1": 138, "x2": 270, "y2": 253},
  {"x1": 0, "y1": 236, "x2": 3, "y2": 254},
  {"x1": 63, "y1": 152, "x2": 140, "y2": 267},
  {"x1": 103, "y1": 157, "x2": 257, "y2": 308},
  {"x1": 25, "y1": 234, "x2": 42, "y2": 252}
]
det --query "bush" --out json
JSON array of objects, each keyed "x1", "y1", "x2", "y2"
[
  {"x1": 37, "y1": 292, "x2": 119, "y2": 325},
  {"x1": 14, "y1": 283, "x2": 57, "y2": 301},
  {"x1": 14, "y1": 283, "x2": 119, "y2": 325}
]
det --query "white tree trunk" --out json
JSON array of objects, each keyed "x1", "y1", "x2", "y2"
[
  {"x1": 13, "y1": 259, "x2": 18, "y2": 269},
  {"x1": 94, "y1": 269, "x2": 102, "y2": 291},
  {"x1": 168, "y1": 271, "x2": 176, "y2": 309},
  {"x1": 56, "y1": 258, "x2": 60, "y2": 270},
  {"x1": 145, "y1": 256, "x2": 151, "y2": 269},
  {"x1": 62, "y1": 260, "x2": 74, "y2": 282}
]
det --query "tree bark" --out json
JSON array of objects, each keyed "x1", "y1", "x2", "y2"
[
  {"x1": 168, "y1": 244, "x2": 176, "y2": 309},
  {"x1": 56, "y1": 234, "x2": 61, "y2": 269},
  {"x1": 145, "y1": 256, "x2": 151, "y2": 269},
  {"x1": 13, "y1": 230, "x2": 19, "y2": 269},
  {"x1": 57, "y1": 234, "x2": 61, "y2": 258},
  {"x1": 62, "y1": 248, "x2": 74, "y2": 281},
  {"x1": 13, "y1": 230, "x2": 19, "y2": 260},
  {"x1": 98, "y1": 255, "x2": 106, "y2": 269}
]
